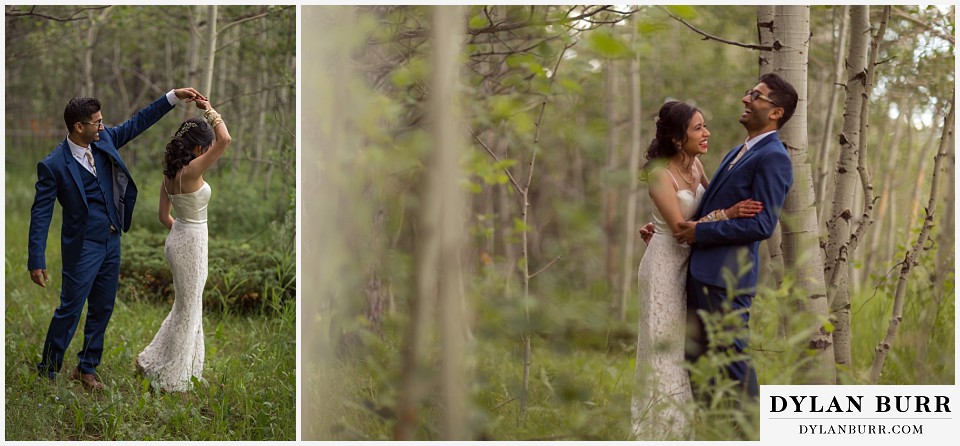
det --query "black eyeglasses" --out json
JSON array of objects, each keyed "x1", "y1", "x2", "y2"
[
  {"x1": 81, "y1": 119, "x2": 104, "y2": 127},
  {"x1": 744, "y1": 89, "x2": 780, "y2": 107}
]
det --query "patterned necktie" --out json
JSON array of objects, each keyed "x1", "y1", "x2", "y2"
[
  {"x1": 728, "y1": 145, "x2": 747, "y2": 170},
  {"x1": 85, "y1": 148, "x2": 97, "y2": 176}
]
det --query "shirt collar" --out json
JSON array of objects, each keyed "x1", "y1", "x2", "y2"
[
  {"x1": 743, "y1": 130, "x2": 777, "y2": 152},
  {"x1": 66, "y1": 137, "x2": 90, "y2": 160}
]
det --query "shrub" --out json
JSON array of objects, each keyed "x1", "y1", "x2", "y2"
[{"x1": 119, "y1": 228, "x2": 295, "y2": 314}]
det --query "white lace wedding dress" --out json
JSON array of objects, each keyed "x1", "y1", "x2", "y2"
[
  {"x1": 136, "y1": 179, "x2": 210, "y2": 391},
  {"x1": 631, "y1": 181, "x2": 702, "y2": 440}
]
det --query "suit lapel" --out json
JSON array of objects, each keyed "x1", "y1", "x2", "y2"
[
  {"x1": 699, "y1": 133, "x2": 780, "y2": 215},
  {"x1": 697, "y1": 144, "x2": 743, "y2": 216},
  {"x1": 61, "y1": 140, "x2": 88, "y2": 208}
]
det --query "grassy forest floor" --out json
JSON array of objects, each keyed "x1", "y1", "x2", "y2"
[
  {"x1": 5, "y1": 169, "x2": 296, "y2": 441},
  {"x1": 305, "y1": 259, "x2": 953, "y2": 440}
]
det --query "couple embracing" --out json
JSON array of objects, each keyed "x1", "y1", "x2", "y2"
[
  {"x1": 632, "y1": 73, "x2": 798, "y2": 439},
  {"x1": 29, "y1": 87, "x2": 232, "y2": 392}
]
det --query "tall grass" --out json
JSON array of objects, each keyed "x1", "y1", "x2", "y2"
[
  {"x1": 5, "y1": 159, "x2": 295, "y2": 440},
  {"x1": 306, "y1": 249, "x2": 953, "y2": 440}
]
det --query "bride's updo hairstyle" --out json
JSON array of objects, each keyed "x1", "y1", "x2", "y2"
[
  {"x1": 644, "y1": 100, "x2": 700, "y2": 164},
  {"x1": 163, "y1": 117, "x2": 214, "y2": 179}
]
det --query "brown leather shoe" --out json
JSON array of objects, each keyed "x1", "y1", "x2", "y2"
[{"x1": 70, "y1": 368, "x2": 105, "y2": 391}]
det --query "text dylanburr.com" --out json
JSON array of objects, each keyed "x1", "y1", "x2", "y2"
[{"x1": 761, "y1": 385, "x2": 958, "y2": 445}]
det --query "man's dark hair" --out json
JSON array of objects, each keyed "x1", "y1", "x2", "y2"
[
  {"x1": 759, "y1": 73, "x2": 798, "y2": 128},
  {"x1": 63, "y1": 97, "x2": 101, "y2": 132}
]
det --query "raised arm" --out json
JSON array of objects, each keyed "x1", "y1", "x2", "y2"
[
  {"x1": 106, "y1": 88, "x2": 206, "y2": 150},
  {"x1": 182, "y1": 100, "x2": 231, "y2": 179}
]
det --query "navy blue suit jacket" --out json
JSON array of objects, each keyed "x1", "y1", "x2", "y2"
[
  {"x1": 28, "y1": 95, "x2": 175, "y2": 271},
  {"x1": 690, "y1": 132, "x2": 793, "y2": 292}
]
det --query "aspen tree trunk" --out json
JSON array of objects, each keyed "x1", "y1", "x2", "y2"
[
  {"x1": 757, "y1": 6, "x2": 785, "y2": 293},
  {"x1": 870, "y1": 96, "x2": 954, "y2": 383},
  {"x1": 81, "y1": 7, "x2": 113, "y2": 97},
  {"x1": 771, "y1": 5, "x2": 837, "y2": 384},
  {"x1": 757, "y1": 6, "x2": 774, "y2": 75},
  {"x1": 604, "y1": 60, "x2": 620, "y2": 313},
  {"x1": 395, "y1": 6, "x2": 469, "y2": 439},
  {"x1": 907, "y1": 128, "x2": 940, "y2": 233},
  {"x1": 815, "y1": 5, "x2": 850, "y2": 220},
  {"x1": 823, "y1": 5, "x2": 869, "y2": 370},
  {"x1": 619, "y1": 24, "x2": 642, "y2": 323},
  {"x1": 431, "y1": 6, "x2": 469, "y2": 438},
  {"x1": 932, "y1": 139, "x2": 955, "y2": 304},
  {"x1": 302, "y1": 5, "x2": 355, "y2": 436},
  {"x1": 865, "y1": 105, "x2": 907, "y2": 282},
  {"x1": 201, "y1": 6, "x2": 218, "y2": 100},
  {"x1": 886, "y1": 117, "x2": 917, "y2": 262},
  {"x1": 184, "y1": 6, "x2": 202, "y2": 122}
]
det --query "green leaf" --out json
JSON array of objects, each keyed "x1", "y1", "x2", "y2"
[
  {"x1": 666, "y1": 5, "x2": 697, "y2": 20},
  {"x1": 468, "y1": 14, "x2": 487, "y2": 29},
  {"x1": 513, "y1": 218, "x2": 528, "y2": 233},
  {"x1": 559, "y1": 78, "x2": 584, "y2": 94},
  {"x1": 586, "y1": 29, "x2": 631, "y2": 59}
]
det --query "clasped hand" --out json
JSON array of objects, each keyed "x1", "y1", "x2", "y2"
[{"x1": 674, "y1": 221, "x2": 696, "y2": 244}]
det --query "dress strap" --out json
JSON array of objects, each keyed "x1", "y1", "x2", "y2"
[
  {"x1": 163, "y1": 177, "x2": 170, "y2": 195},
  {"x1": 664, "y1": 169, "x2": 680, "y2": 192},
  {"x1": 178, "y1": 167, "x2": 184, "y2": 194}
]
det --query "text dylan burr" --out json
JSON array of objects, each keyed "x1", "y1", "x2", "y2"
[{"x1": 771, "y1": 395, "x2": 951, "y2": 413}]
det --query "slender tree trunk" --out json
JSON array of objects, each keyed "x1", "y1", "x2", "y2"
[
  {"x1": 395, "y1": 8, "x2": 469, "y2": 438},
  {"x1": 184, "y1": 6, "x2": 202, "y2": 121},
  {"x1": 815, "y1": 5, "x2": 850, "y2": 221},
  {"x1": 431, "y1": 6, "x2": 469, "y2": 438},
  {"x1": 772, "y1": 5, "x2": 837, "y2": 384},
  {"x1": 932, "y1": 136, "x2": 955, "y2": 303},
  {"x1": 824, "y1": 5, "x2": 870, "y2": 371},
  {"x1": 865, "y1": 103, "x2": 907, "y2": 282},
  {"x1": 757, "y1": 5, "x2": 785, "y2": 297},
  {"x1": 201, "y1": 6, "x2": 219, "y2": 97},
  {"x1": 81, "y1": 7, "x2": 113, "y2": 97},
  {"x1": 302, "y1": 5, "x2": 354, "y2": 436},
  {"x1": 907, "y1": 126, "x2": 940, "y2": 233},
  {"x1": 604, "y1": 60, "x2": 621, "y2": 312},
  {"x1": 870, "y1": 96, "x2": 954, "y2": 383},
  {"x1": 619, "y1": 25, "x2": 642, "y2": 323}
]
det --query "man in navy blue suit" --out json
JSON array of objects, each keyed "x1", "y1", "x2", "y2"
[
  {"x1": 673, "y1": 73, "x2": 798, "y2": 399},
  {"x1": 29, "y1": 87, "x2": 205, "y2": 390}
]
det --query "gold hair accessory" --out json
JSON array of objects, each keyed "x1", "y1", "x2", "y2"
[{"x1": 175, "y1": 122, "x2": 198, "y2": 138}]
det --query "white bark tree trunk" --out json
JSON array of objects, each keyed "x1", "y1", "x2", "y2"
[
  {"x1": 604, "y1": 59, "x2": 620, "y2": 314},
  {"x1": 870, "y1": 96, "x2": 954, "y2": 383},
  {"x1": 824, "y1": 5, "x2": 870, "y2": 370},
  {"x1": 815, "y1": 5, "x2": 850, "y2": 221},
  {"x1": 772, "y1": 5, "x2": 837, "y2": 384},
  {"x1": 201, "y1": 5, "x2": 218, "y2": 97},
  {"x1": 431, "y1": 5, "x2": 469, "y2": 439},
  {"x1": 620, "y1": 24, "x2": 642, "y2": 323}
]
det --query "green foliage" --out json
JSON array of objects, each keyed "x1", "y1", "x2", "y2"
[
  {"x1": 585, "y1": 28, "x2": 632, "y2": 59},
  {"x1": 118, "y1": 228, "x2": 295, "y2": 314}
]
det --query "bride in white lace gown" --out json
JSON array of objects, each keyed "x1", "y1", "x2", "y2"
[
  {"x1": 137, "y1": 100, "x2": 231, "y2": 391},
  {"x1": 632, "y1": 102, "x2": 761, "y2": 439}
]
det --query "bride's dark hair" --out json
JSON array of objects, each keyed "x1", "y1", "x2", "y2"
[
  {"x1": 643, "y1": 100, "x2": 700, "y2": 166},
  {"x1": 163, "y1": 117, "x2": 214, "y2": 179}
]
